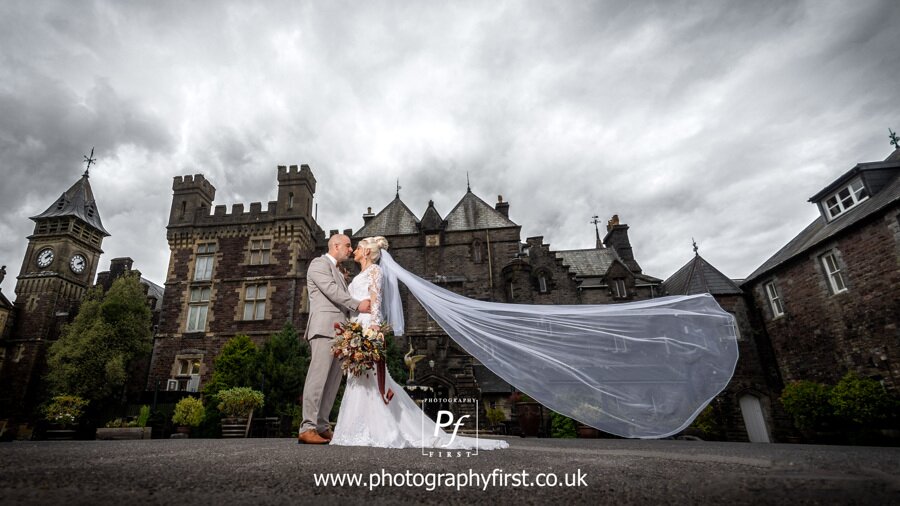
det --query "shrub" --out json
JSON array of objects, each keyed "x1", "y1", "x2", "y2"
[
  {"x1": 780, "y1": 380, "x2": 834, "y2": 430},
  {"x1": 172, "y1": 397, "x2": 206, "y2": 427},
  {"x1": 830, "y1": 372, "x2": 898, "y2": 427},
  {"x1": 43, "y1": 395, "x2": 89, "y2": 425},
  {"x1": 550, "y1": 411, "x2": 577, "y2": 438},
  {"x1": 484, "y1": 404, "x2": 507, "y2": 427},
  {"x1": 136, "y1": 405, "x2": 151, "y2": 427},
  {"x1": 216, "y1": 387, "x2": 264, "y2": 418}
]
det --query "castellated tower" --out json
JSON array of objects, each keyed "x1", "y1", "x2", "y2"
[{"x1": 150, "y1": 165, "x2": 324, "y2": 393}]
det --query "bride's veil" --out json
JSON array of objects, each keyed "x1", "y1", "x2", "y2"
[{"x1": 377, "y1": 250, "x2": 739, "y2": 439}]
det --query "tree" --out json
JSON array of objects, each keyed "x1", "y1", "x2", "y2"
[
  {"x1": 202, "y1": 334, "x2": 259, "y2": 397},
  {"x1": 45, "y1": 274, "x2": 152, "y2": 417},
  {"x1": 256, "y1": 323, "x2": 310, "y2": 417}
]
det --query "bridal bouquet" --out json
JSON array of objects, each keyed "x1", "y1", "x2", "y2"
[{"x1": 332, "y1": 321, "x2": 393, "y2": 377}]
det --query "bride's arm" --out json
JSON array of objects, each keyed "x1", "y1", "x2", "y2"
[{"x1": 368, "y1": 265, "x2": 383, "y2": 328}]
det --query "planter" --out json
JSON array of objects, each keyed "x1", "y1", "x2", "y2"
[
  {"x1": 221, "y1": 417, "x2": 250, "y2": 438},
  {"x1": 45, "y1": 427, "x2": 77, "y2": 440},
  {"x1": 576, "y1": 424, "x2": 600, "y2": 439},
  {"x1": 96, "y1": 427, "x2": 152, "y2": 440},
  {"x1": 515, "y1": 402, "x2": 542, "y2": 437}
]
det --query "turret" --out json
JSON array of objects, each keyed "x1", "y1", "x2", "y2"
[
  {"x1": 169, "y1": 174, "x2": 216, "y2": 226},
  {"x1": 277, "y1": 164, "x2": 316, "y2": 218}
]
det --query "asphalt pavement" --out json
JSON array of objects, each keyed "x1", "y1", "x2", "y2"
[{"x1": 1, "y1": 437, "x2": 898, "y2": 505}]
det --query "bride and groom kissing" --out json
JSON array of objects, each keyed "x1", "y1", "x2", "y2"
[{"x1": 298, "y1": 233, "x2": 507, "y2": 449}]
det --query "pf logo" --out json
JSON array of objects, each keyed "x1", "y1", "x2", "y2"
[{"x1": 435, "y1": 410, "x2": 471, "y2": 447}]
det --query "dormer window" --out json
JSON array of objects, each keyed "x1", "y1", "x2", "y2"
[{"x1": 823, "y1": 178, "x2": 868, "y2": 220}]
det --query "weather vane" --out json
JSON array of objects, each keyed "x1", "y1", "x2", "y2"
[
  {"x1": 466, "y1": 172, "x2": 471, "y2": 192},
  {"x1": 83, "y1": 147, "x2": 96, "y2": 176},
  {"x1": 591, "y1": 215, "x2": 601, "y2": 242},
  {"x1": 692, "y1": 237, "x2": 699, "y2": 255},
  {"x1": 890, "y1": 128, "x2": 899, "y2": 149},
  {"x1": 396, "y1": 178, "x2": 402, "y2": 198}
]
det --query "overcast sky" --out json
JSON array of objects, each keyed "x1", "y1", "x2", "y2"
[{"x1": 1, "y1": 0, "x2": 898, "y2": 296}]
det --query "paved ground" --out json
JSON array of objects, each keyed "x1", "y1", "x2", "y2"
[{"x1": 1, "y1": 437, "x2": 898, "y2": 505}]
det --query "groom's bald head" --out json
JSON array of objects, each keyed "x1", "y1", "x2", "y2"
[{"x1": 328, "y1": 234, "x2": 353, "y2": 262}]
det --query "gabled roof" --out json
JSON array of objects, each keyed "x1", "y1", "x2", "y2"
[
  {"x1": 31, "y1": 173, "x2": 110, "y2": 236},
  {"x1": 555, "y1": 248, "x2": 621, "y2": 277},
  {"x1": 664, "y1": 255, "x2": 743, "y2": 295},
  {"x1": 141, "y1": 277, "x2": 165, "y2": 311},
  {"x1": 352, "y1": 196, "x2": 420, "y2": 238},
  {"x1": 745, "y1": 151, "x2": 900, "y2": 283},
  {"x1": 420, "y1": 200, "x2": 444, "y2": 232},
  {"x1": 444, "y1": 190, "x2": 517, "y2": 231}
]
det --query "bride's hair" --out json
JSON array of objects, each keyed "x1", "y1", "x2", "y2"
[{"x1": 360, "y1": 236, "x2": 389, "y2": 263}]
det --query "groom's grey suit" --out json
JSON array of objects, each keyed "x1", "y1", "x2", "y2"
[{"x1": 301, "y1": 254, "x2": 362, "y2": 434}]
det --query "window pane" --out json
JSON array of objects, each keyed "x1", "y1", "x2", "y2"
[
  {"x1": 246, "y1": 285, "x2": 256, "y2": 299},
  {"x1": 190, "y1": 288, "x2": 199, "y2": 303},
  {"x1": 834, "y1": 272, "x2": 846, "y2": 291},
  {"x1": 261, "y1": 251, "x2": 270, "y2": 264},
  {"x1": 257, "y1": 284, "x2": 267, "y2": 299},
  {"x1": 243, "y1": 302, "x2": 254, "y2": 321},
  {"x1": 201, "y1": 288, "x2": 210, "y2": 301},
  {"x1": 263, "y1": 240, "x2": 271, "y2": 248},
  {"x1": 198, "y1": 306, "x2": 207, "y2": 328},
  {"x1": 255, "y1": 301, "x2": 266, "y2": 320}
]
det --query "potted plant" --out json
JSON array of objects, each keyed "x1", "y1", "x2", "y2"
[
  {"x1": 97, "y1": 405, "x2": 152, "y2": 440},
  {"x1": 43, "y1": 395, "x2": 88, "y2": 440},
  {"x1": 484, "y1": 404, "x2": 507, "y2": 433},
  {"x1": 511, "y1": 391, "x2": 542, "y2": 437},
  {"x1": 216, "y1": 387, "x2": 264, "y2": 438},
  {"x1": 172, "y1": 396, "x2": 205, "y2": 437}
]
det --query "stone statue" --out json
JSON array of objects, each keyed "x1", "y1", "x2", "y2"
[{"x1": 404, "y1": 343, "x2": 426, "y2": 383}]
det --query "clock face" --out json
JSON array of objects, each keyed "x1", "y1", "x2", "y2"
[
  {"x1": 70, "y1": 254, "x2": 87, "y2": 274},
  {"x1": 36, "y1": 248, "x2": 54, "y2": 268}
]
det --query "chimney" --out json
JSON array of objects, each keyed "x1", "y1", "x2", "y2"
[
  {"x1": 495, "y1": 195, "x2": 510, "y2": 218},
  {"x1": 363, "y1": 207, "x2": 375, "y2": 224},
  {"x1": 603, "y1": 216, "x2": 642, "y2": 273}
]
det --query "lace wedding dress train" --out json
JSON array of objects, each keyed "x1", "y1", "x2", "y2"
[{"x1": 330, "y1": 264, "x2": 508, "y2": 450}]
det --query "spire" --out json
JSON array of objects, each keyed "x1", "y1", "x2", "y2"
[
  {"x1": 396, "y1": 178, "x2": 401, "y2": 199},
  {"x1": 591, "y1": 215, "x2": 602, "y2": 249},
  {"x1": 467, "y1": 172, "x2": 471, "y2": 193},
  {"x1": 31, "y1": 154, "x2": 110, "y2": 236}
]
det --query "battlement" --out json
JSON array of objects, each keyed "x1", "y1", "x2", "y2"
[
  {"x1": 277, "y1": 164, "x2": 317, "y2": 186},
  {"x1": 172, "y1": 174, "x2": 216, "y2": 199}
]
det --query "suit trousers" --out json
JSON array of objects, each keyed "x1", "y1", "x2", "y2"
[{"x1": 301, "y1": 336, "x2": 343, "y2": 433}]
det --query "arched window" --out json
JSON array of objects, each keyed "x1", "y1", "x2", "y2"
[{"x1": 538, "y1": 273, "x2": 548, "y2": 293}]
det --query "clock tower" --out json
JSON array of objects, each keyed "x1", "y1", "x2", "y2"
[{"x1": 0, "y1": 167, "x2": 109, "y2": 420}]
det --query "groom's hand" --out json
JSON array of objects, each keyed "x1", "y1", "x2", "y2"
[{"x1": 358, "y1": 299, "x2": 371, "y2": 313}]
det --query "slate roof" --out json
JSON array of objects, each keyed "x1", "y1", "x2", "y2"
[
  {"x1": 663, "y1": 255, "x2": 743, "y2": 295},
  {"x1": 419, "y1": 201, "x2": 444, "y2": 232},
  {"x1": 744, "y1": 151, "x2": 900, "y2": 283},
  {"x1": 444, "y1": 191, "x2": 517, "y2": 231},
  {"x1": 352, "y1": 196, "x2": 420, "y2": 238},
  {"x1": 31, "y1": 173, "x2": 109, "y2": 236},
  {"x1": 141, "y1": 277, "x2": 165, "y2": 311},
  {"x1": 555, "y1": 248, "x2": 621, "y2": 277},
  {"x1": 472, "y1": 364, "x2": 513, "y2": 394}
]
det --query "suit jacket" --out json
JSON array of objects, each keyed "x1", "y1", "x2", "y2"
[{"x1": 304, "y1": 255, "x2": 360, "y2": 340}]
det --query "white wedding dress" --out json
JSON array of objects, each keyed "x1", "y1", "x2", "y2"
[{"x1": 330, "y1": 264, "x2": 508, "y2": 450}]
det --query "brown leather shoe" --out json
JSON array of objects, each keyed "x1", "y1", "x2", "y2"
[
  {"x1": 318, "y1": 429, "x2": 333, "y2": 441},
  {"x1": 298, "y1": 429, "x2": 329, "y2": 445}
]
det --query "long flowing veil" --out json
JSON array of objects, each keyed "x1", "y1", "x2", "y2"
[{"x1": 378, "y1": 250, "x2": 739, "y2": 439}]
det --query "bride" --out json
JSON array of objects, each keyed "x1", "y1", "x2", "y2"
[{"x1": 330, "y1": 236, "x2": 509, "y2": 449}]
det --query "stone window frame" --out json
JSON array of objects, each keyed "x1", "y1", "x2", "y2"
[
  {"x1": 241, "y1": 282, "x2": 269, "y2": 321},
  {"x1": 726, "y1": 311, "x2": 743, "y2": 341},
  {"x1": 186, "y1": 286, "x2": 211, "y2": 331},
  {"x1": 471, "y1": 239, "x2": 484, "y2": 264},
  {"x1": 533, "y1": 269, "x2": 552, "y2": 294},
  {"x1": 169, "y1": 353, "x2": 204, "y2": 392},
  {"x1": 249, "y1": 238, "x2": 273, "y2": 265},
  {"x1": 193, "y1": 243, "x2": 217, "y2": 281},
  {"x1": 819, "y1": 250, "x2": 848, "y2": 295},
  {"x1": 611, "y1": 278, "x2": 627, "y2": 299},
  {"x1": 823, "y1": 177, "x2": 868, "y2": 221},
  {"x1": 763, "y1": 280, "x2": 785, "y2": 319}
]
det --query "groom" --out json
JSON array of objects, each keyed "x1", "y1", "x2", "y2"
[{"x1": 299, "y1": 233, "x2": 370, "y2": 444}]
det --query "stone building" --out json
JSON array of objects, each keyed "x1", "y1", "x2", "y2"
[
  {"x1": 662, "y1": 250, "x2": 792, "y2": 442},
  {"x1": 741, "y1": 148, "x2": 900, "y2": 393},
  {"x1": 0, "y1": 170, "x2": 109, "y2": 422},
  {"x1": 352, "y1": 187, "x2": 661, "y2": 423},
  {"x1": 0, "y1": 169, "x2": 163, "y2": 429},
  {"x1": 147, "y1": 165, "x2": 323, "y2": 393}
]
